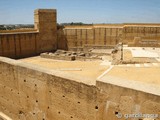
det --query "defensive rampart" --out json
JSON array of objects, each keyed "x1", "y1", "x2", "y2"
[
  {"x1": 63, "y1": 24, "x2": 160, "y2": 49},
  {"x1": 0, "y1": 57, "x2": 160, "y2": 120},
  {"x1": 0, "y1": 9, "x2": 57, "y2": 59},
  {"x1": 0, "y1": 57, "x2": 97, "y2": 120}
]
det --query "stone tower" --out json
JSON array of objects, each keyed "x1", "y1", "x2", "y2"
[{"x1": 34, "y1": 9, "x2": 57, "y2": 53}]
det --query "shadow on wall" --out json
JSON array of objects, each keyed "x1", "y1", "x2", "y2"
[{"x1": 57, "y1": 25, "x2": 68, "y2": 50}]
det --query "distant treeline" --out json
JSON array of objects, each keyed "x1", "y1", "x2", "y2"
[
  {"x1": 0, "y1": 24, "x2": 34, "y2": 30},
  {"x1": 57, "y1": 22, "x2": 93, "y2": 30},
  {"x1": 60, "y1": 22, "x2": 93, "y2": 26},
  {"x1": 0, "y1": 23, "x2": 92, "y2": 31}
]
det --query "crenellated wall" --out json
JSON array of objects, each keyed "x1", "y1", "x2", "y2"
[{"x1": 0, "y1": 9, "x2": 57, "y2": 59}]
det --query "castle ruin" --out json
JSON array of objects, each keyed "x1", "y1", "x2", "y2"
[{"x1": 0, "y1": 9, "x2": 160, "y2": 120}]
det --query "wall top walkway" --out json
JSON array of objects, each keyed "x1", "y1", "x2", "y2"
[
  {"x1": 0, "y1": 29, "x2": 38, "y2": 35},
  {"x1": 97, "y1": 66, "x2": 160, "y2": 96},
  {"x1": 0, "y1": 31, "x2": 39, "y2": 35},
  {"x1": 0, "y1": 56, "x2": 96, "y2": 86}
]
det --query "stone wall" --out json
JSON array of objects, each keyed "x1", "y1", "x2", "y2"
[
  {"x1": 0, "y1": 9, "x2": 57, "y2": 59},
  {"x1": 97, "y1": 76, "x2": 160, "y2": 120},
  {"x1": 0, "y1": 32, "x2": 39, "y2": 58},
  {"x1": 1, "y1": 9, "x2": 160, "y2": 59},
  {"x1": 63, "y1": 24, "x2": 160, "y2": 49},
  {"x1": 0, "y1": 57, "x2": 97, "y2": 120},
  {"x1": 123, "y1": 25, "x2": 160, "y2": 45},
  {"x1": 0, "y1": 57, "x2": 160, "y2": 120},
  {"x1": 63, "y1": 27, "x2": 123, "y2": 49}
]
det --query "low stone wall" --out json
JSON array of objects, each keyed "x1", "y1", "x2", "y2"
[{"x1": 41, "y1": 52, "x2": 76, "y2": 61}]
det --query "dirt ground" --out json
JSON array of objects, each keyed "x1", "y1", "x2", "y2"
[
  {"x1": 20, "y1": 56, "x2": 110, "y2": 80},
  {"x1": 20, "y1": 47, "x2": 160, "y2": 86},
  {"x1": 107, "y1": 66, "x2": 160, "y2": 85}
]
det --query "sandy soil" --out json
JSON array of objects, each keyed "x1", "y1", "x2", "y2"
[
  {"x1": 107, "y1": 66, "x2": 160, "y2": 85},
  {"x1": 20, "y1": 56, "x2": 110, "y2": 80}
]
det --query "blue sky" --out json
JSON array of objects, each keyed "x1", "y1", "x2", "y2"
[{"x1": 0, "y1": 0, "x2": 160, "y2": 24}]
